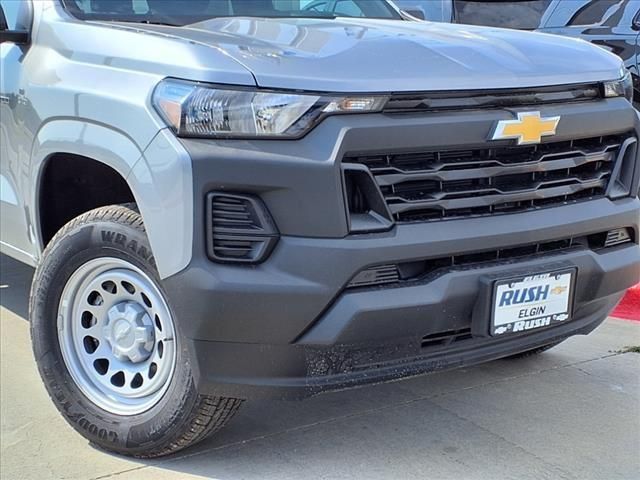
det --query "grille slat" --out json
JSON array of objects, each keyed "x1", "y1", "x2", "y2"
[
  {"x1": 388, "y1": 172, "x2": 609, "y2": 200},
  {"x1": 212, "y1": 209, "x2": 252, "y2": 219},
  {"x1": 373, "y1": 148, "x2": 616, "y2": 185},
  {"x1": 345, "y1": 134, "x2": 628, "y2": 223},
  {"x1": 212, "y1": 219, "x2": 257, "y2": 229},
  {"x1": 387, "y1": 178, "x2": 607, "y2": 216}
]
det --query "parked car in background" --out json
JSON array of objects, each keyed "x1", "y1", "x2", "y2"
[{"x1": 394, "y1": 0, "x2": 640, "y2": 107}]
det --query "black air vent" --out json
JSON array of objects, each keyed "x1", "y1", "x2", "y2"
[
  {"x1": 603, "y1": 228, "x2": 633, "y2": 248},
  {"x1": 348, "y1": 265, "x2": 400, "y2": 288},
  {"x1": 421, "y1": 328, "x2": 473, "y2": 349},
  {"x1": 346, "y1": 230, "x2": 629, "y2": 289},
  {"x1": 206, "y1": 193, "x2": 279, "y2": 264}
]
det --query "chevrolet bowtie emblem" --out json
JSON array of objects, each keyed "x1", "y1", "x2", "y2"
[
  {"x1": 491, "y1": 112, "x2": 560, "y2": 145},
  {"x1": 551, "y1": 286, "x2": 568, "y2": 296}
]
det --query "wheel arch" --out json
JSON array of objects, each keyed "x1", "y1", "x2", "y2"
[
  {"x1": 37, "y1": 153, "x2": 137, "y2": 247},
  {"x1": 32, "y1": 119, "x2": 142, "y2": 246},
  {"x1": 30, "y1": 119, "x2": 193, "y2": 279}
]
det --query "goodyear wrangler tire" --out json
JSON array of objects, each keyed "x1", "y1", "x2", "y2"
[{"x1": 30, "y1": 204, "x2": 242, "y2": 458}]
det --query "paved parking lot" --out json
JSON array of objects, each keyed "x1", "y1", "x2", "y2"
[{"x1": 1, "y1": 253, "x2": 639, "y2": 480}]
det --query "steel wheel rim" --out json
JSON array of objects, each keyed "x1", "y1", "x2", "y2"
[{"x1": 58, "y1": 257, "x2": 176, "y2": 416}]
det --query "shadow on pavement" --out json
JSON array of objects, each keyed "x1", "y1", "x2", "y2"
[{"x1": 0, "y1": 253, "x2": 34, "y2": 320}]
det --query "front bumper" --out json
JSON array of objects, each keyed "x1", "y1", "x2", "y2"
[
  {"x1": 188, "y1": 295, "x2": 619, "y2": 399},
  {"x1": 167, "y1": 213, "x2": 639, "y2": 399},
  {"x1": 162, "y1": 97, "x2": 640, "y2": 399}
]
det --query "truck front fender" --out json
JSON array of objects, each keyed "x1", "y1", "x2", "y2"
[{"x1": 31, "y1": 120, "x2": 193, "y2": 279}]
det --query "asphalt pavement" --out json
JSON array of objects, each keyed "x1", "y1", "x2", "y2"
[{"x1": 1, "y1": 253, "x2": 639, "y2": 480}]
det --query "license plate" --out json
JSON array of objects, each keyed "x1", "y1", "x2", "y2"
[{"x1": 491, "y1": 269, "x2": 575, "y2": 336}]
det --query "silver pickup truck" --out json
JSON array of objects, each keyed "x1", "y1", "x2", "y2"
[{"x1": 1, "y1": 0, "x2": 639, "y2": 458}]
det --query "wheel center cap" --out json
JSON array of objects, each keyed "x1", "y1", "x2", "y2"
[
  {"x1": 104, "y1": 302, "x2": 155, "y2": 363},
  {"x1": 113, "y1": 320, "x2": 134, "y2": 346}
]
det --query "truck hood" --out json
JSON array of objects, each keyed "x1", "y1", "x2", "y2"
[{"x1": 121, "y1": 17, "x2": 623, "y2": 92}]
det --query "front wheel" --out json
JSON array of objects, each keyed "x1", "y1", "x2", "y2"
[{"x1": 30, "y1": 204, "x2": 242, "y2": 458}]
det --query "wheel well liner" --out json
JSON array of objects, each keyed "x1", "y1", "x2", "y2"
[{"x1": 38, "y1": 154, "x2": 135, "y2": 247}]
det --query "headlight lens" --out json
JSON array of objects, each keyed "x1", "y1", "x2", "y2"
[
  {"x1": 153, "y1": 79, "x2": 388, "y2": 138},
  {"x1": 603, "y1": 71, "x2": 633, "y2": 103}
]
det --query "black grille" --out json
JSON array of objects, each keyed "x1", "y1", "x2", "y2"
[
  {"x1": 383, "y1": 83, "x2": 601, "y2": 113},
  {"x1": 348, "y1": 265, "x2": 400, "y2": 288},
  {"x1": 346, "y1": 229, "x2": 632, "y2": 289},
  {"x1": 345, "y1": 134, "x2": 629, "y2": 223},
  {"x1": 206, "y1": 193, "x2": 278, "y2": 263},
  {"x1": 421, "y1": 328, "x2": 473, "y2": 349}
]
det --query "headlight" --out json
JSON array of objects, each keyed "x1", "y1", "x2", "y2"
[
  {"x1": 153, "y1": 79, "x2": 388, "y2": 138},
  {"x1": 603, "y1": 71, "x2": 633, "y2": 103}
]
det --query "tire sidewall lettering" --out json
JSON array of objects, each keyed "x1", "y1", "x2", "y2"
[{"x1": 98, "y1": 229, "x2": 154, "y2": 265}]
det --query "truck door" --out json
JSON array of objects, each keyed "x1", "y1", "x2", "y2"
[{"x1": 0, "y1": 0, "x2": 36, "y2": 263}]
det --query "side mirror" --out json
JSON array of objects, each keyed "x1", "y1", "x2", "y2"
[
  {"x1": 402, "y1": 8, "x2": 426, "y2": 20},
  {"x1": 0, "y1": 5, "x2": 30, "y2": 44}
]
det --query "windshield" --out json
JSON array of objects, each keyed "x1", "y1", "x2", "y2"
[
  {"x1": 60, "y1": 0, "x2": 402, "y2": 25},
  {"x1": 453, "y1": 0, "x2": 554, "y2": 30}
]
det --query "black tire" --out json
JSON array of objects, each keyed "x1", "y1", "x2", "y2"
[
  {"x1": 30, "y1": 204, "x2": 242, "y2": 458},
  {"x1": 505, "y1": 340, "x2": 564, "y2": 359}
]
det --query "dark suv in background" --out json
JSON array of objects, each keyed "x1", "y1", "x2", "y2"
[{"x1": 394, "y1": 0, "x2": 640, "y2": 106}]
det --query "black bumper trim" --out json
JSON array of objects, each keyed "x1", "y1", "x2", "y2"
[{"x1": 189, "y1": 294, "x2": 618, "y2": 400}]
